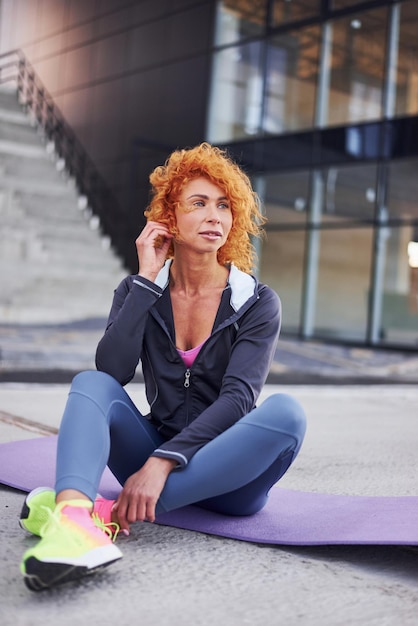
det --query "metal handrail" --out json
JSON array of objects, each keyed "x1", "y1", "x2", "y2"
[{"x1": 0, "y1": 49, "x2": 126, "y2": 267}]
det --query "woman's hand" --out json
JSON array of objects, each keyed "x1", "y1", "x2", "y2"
[
  {"x1": 112, "y1": 456, "x2": 177, "y2": 532},
  {"x1": 135, "y1": 221, "x2": 173, "y2": 282}
]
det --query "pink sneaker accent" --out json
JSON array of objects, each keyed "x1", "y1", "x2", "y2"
[
  {"x1": 60, "y1": 500, "x2": 116, "y2": 545},
  {"x1": 92, "y1": 497, "x2": 128, "y2": 536},
  {"x1": 92, "y1": 497, "x2": 115, "y2": 526}
]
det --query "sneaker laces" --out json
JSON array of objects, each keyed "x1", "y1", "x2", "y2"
[
  {"x1": 92, "y1": 513, "x2": 120, "y2": 541},
  {"x1": 38, "y1": 504, "x2": 120, "y2": 541},
  {"x1": 38, "y1": 505, "x2": 65, "y2": 537}
]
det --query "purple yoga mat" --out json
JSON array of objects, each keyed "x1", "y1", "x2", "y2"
[{"x1": 1, "y1": 435, "x2": 418, "y2": 546}]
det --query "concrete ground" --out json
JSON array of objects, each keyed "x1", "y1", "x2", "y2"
[
  {"x1": 1, "y1": 381, "x2": 418, "y2": 626},
  {"x1": 1, "y1": 320, "x2": 418, "y2": 385}
]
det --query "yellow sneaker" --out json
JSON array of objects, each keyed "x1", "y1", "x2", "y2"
[
  {"x1": 20, "y1": 488, "x2": 117, "y2": 537},
  {"x1": 20, "y1": 500, "x2": 122, "y2": 591}
]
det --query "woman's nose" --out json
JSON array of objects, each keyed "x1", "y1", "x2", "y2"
[{"x1": 206, "y1": 204, "x2": 221, "y2": 222}]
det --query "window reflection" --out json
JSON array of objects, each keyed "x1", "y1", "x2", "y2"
[
  {"x1": 264, "y1": 27, "x2": 319, "y2": 133},
  {"x1": 383, "y1": 158, "x2": 418, "y2": 343},
  {"x1": 395, "y1": 1, "x2": 418, "y2": 116},
  {"x1": 380, "y1": 224, "x2": 418, "y2": 345},
  {"x1": 207, "y1": 41, "x2": 263, "y2": 142},
  {"x1": 258, "y1": 169, "x2": 309, "y2": 332},
  {"x1": 271, "y1": 0, "x2": 320, "y2": 26},
  {"x1": 263, "y1": 170, "x2": 310, "y2": 225},
  {"x1": 259, "y1": 230, "x2": 305, "y2": 333},
  {"x1": 387, "y1": 158, "x2": 418, "y2": 222},
  {"x1": 214, "y1": 0, "x2": 267, "y2": 46},
  {"x1": 327, "y1": 9, "x2": 387, "y2": 126},
  {"x1": 320, "y1": 163, "x2": 377, "y2": 222},
  {"x1": 314, "y1": 227, "x2": 373, "y2": 341}
]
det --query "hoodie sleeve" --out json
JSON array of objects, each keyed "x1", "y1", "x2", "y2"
[
  {"x1": 151, "y1": 284, "x2": 281, "y2": 467},
  {"x1": 95, "y1": 275, "x2": 163, "y2": 386}
]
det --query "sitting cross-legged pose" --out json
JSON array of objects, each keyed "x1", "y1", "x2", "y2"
[{"x1": 19, "y1": 142, "x2": 307, "y2": 591}]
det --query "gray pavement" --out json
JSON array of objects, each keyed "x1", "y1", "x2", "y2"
[
  {"x1": 1, "y1": 382, "x2": 418, "y2": 625},
  {"x1": 1, "y1": 319, "x2": 418, "y2": 385}
]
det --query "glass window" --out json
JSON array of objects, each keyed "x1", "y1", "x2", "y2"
[
  {"x1": 395, "y1": 0, "x2": 418, "y2": 117},
  {"x1": 259, "y1": 171, "x2": 310, "y2": 333},
  {"x1": 380, "y1": 225, "x2": 418, "y2": 345},
  {"x1": 381, "y1": 157, "x2": 418, "y2": 344},
  {"x1": 326, "y1": 8, "x2": 387, "y2": 126},
  {"x1": 387, "y1": 158, "x2": 418, "y2": 222},
  {"x1": 305, "y1": 162, "x2": 377, "y2": 341},
  {"x1": 207, "y1": 41, "x2": 263, "y2": 142},
  {"x1": 271, "y1": 0, "x2": 321, "y2": 26},
  {"x1": 259, "y1": 230, "x2": 306, "y2": 333},
  {"x1": 263, "y1": 170, "x2": 310, "y2": 225},
  {"x1": 320, "y1": 163, "x2": 378, "y2": 223},
  {"x1": 313, "y1": 227, "x2": 373, "y2": 341},
  {"x1": 264, "y1": 26, "x2": 320, "y2": 133},
  {"x1": 258, "y1": 169, "x2": 311, "y2": 332},
  {"x1": 214, "y1": 0, "x2": 267, "y2": 46}
]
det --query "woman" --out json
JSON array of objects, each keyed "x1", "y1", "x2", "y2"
[{"x1": 20, "y1": 143, "x2": 306, "y2": 591}]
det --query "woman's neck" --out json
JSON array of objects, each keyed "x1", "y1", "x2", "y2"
[{"x1": 169, "y1": 253, "x2": 228, "y2": 295}]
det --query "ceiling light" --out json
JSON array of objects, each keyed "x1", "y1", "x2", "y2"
[
  {"x1": 407, "y1": 241, "x2": 418, "y2": 268},
  {"x1": 294, "y1": 197, "x2": 306, "y2": 211},
  {"x1": 365, "y1": 188, "x2": 376, "y2": 203}
]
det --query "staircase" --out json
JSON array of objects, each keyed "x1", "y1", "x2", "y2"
[{"x1": 0, "y1": 86, "x2": 126, "y2": 324}]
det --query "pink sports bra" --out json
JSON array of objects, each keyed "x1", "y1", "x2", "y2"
[{"x1": 177, "y1": 338, "x2": 207, "y2": 368}]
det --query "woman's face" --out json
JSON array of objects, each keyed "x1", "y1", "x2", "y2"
[{"x1": 174, "y1": 177, "x2": 233, "y2": 254}]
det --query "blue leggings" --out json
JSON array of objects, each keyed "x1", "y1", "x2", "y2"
[{"x1": 56, "y1": 371, "x2": 306, "y2": 516}]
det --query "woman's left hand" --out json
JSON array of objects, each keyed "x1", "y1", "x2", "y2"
[{"x1": 112, "y1": 456, "x2": 177, "y2": 531}]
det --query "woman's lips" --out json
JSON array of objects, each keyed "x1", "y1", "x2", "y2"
[{"x1": 199, "y1": 230, "x2": 222, "y2": 240}]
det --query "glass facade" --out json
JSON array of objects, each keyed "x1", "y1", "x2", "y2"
[
  {"x1": 208, "y1": 0, "x2": 418, "y2": 348},
  {"x1": 272, "y1": 1, "x2": 321, "y2": 26},
  {"x1": 313, "y1": 226, "x2": 374, "y2": 341},
  {"x1": 264, "y1": 26, "x2": 320, "y2": 133},
  {"x1": 380, "y1": 158, "x2": 418, "y2": 344},
  {"x1": 207, "y1": 40, "x2": 264, "y2": 141},
  {"x1": 213, "y1": 0, "x2": 266, "y2": 45},
  {"x1": 326, "y1": 8, "x2": 387, "y2": 127},
  {"x1": 396, "y1": 1, "x2": 418, "y2": 116}
]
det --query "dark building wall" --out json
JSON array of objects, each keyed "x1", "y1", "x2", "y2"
[{"x1": 0, "y1": 0, "x2": 216, "y2": 270}]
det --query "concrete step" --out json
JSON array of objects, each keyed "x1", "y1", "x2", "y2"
[
  {"x1": 0, "y1": 106, "x2": 31, "y2": 126},
  {"x1": 0, "y1": 152, "x2": 72, "y2": 184},
  {"x1": 0, "y1": 175, "x2": 77, "y2": 198},
  {"x1": 0, "y1": 119, "x2": 43, "y2": 147},
  {"x1": 0, "y1": 87, "x2": 126, "y2": 324},
  {"x1": 0, "y1": 89, "x2": 23, "y2": 112}
]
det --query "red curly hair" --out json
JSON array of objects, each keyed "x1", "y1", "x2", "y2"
[{"x1": 144, "y1": 142, "x2": 265, "y2": 273}]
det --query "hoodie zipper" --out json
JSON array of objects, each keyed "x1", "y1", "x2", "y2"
[{"x1": 183, "y1": 368, "x2": 191, "y2": 424}]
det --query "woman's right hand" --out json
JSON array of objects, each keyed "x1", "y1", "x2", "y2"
[
  {"x1": 112, "y1": 456, "x2": 177, "y2": 530},
  {"x1": 135, "y1": 221, "x2": 173, "y2": 282}
]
